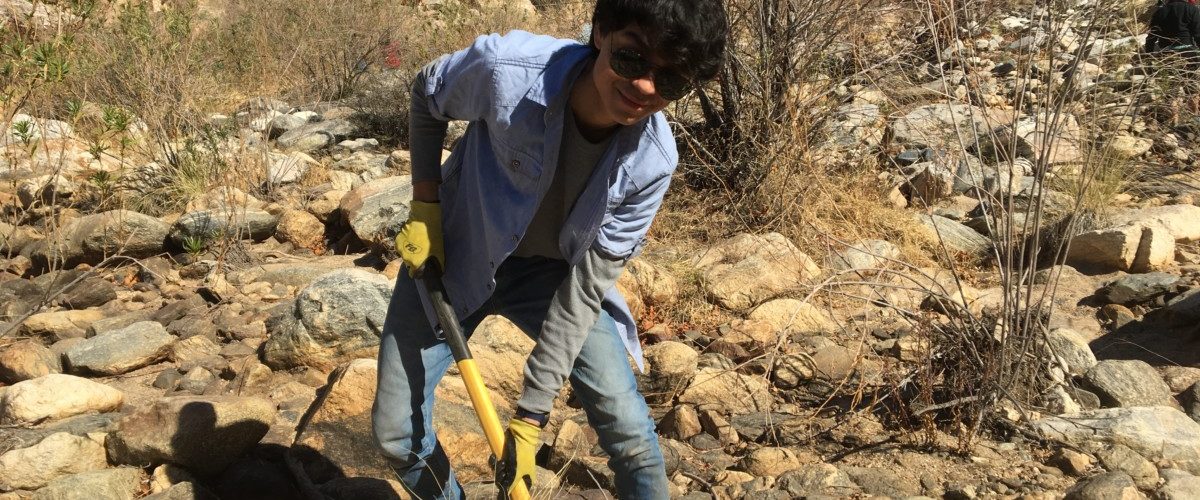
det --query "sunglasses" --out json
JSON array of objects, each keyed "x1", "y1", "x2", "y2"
[{"x1": 608, "y1": 47, "x2": 693, "y2": 101}]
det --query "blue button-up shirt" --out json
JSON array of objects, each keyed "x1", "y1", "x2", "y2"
[{"x1": 416, "y1": 31, "x2": 677, "y2": 369}]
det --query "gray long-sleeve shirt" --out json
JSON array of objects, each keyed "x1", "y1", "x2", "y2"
[{"x1": 410, "y1": 61, "x2": 625, "y2": 414}]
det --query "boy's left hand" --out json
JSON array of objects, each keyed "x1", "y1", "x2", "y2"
[{"x1": 496, "y1": 418, "x2": 539, "y2": 495}]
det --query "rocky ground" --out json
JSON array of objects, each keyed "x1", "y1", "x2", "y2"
[{"x1": 4, "y1": 1, "x2": 1200, "y2": 500}]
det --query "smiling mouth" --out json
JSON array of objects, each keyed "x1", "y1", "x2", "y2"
[{"x1": 617, "y1": 88, "x2": 649, "y2": 108}]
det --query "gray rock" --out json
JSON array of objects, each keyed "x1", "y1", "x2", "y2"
[
  {"x1": 1033, "y1": 406, "x2": 1200, "y2": 473},
  {"x1": 265, "y1": 113, "x2": 308, "y2": 139},
  {"x1": 1102, "y1": 272, "x2": 1180, "y2": 305},
  {"x1": 275, "y1": 118, "x2": 358, "y2": 152},
  {"x1": 177, "y1": 367, "x2": 216, "y2": 395},
  {"x1": 0, "y1": 279, "x2": 39, "y2": 322},
  {"x1": 64, "y1": 321, "x2": 175, "y2": 376},
  {"x1": 890, "y1": 103, "x2": 989, "y2": 149},
  {"x1": 106, "y1": 395, "x2": 274, "y2": 476},
  {"x1": 1083, "y1": 360, "x2": 1174, "y2": 408},
  {"x1": 916, "y1": 214, "x2": 992, "y2": 255},
  {"x1": 1063, "y1": 471, "x2": 1144, "y2": 500},
  {"x1": 264, "y1": 151, "x2": 315, "y2": 185},
  {"x1": 1097, "y1": 444, "x2": 1158, "y2": 490},
  {"x1": 1182, "y1": 382, "x2": 1200, "y2": 423},
  {"x1": 1158, "y1": 469, "x2": 1200, "y2": 500},
  {"x1": 58, "y1": 277, "x2": 117, "y2": 310},
  {"x1": 17, "y1": 174, "x2": 75, "y2": 209},
  {"x1": 829, "y1": 239, "x2": 900, "y2": 272},
  {"x1": 168, "y1": 208, "x2": 278, "y2": 248},
  {"x1": 777, "y1": 463, "x2": 860, "y2": 497},
  {"x1": 1045, "y1": 328, "x2": 1097, "y2": 376},
  {"x1": 906, "y1": 162, "x2": 955, "y2": 203},
  {"x1": 840, "y1": 466, "x2": 921, "y2": 497},
  {"x1": 30, "y1": 467, "x2": 144, "y2": 500},
  {"x1": 28, "y1": 210, "x2": 169, "y2": 270},
  {"x1": 261, "y1": 269, "x2": 392, "y2": 370},
  {"x1": 0, "y1": 432, "x2": 107, "y2": 491},
  {"x1": 337, "y1": 175, "x2": 412, "y2": 245},
  {"x1": 824, "y1": 103, "x2": 883, "y2": 148},
  {"x1": 811, "y1": 345, "x2": 856, "y2": 381}
]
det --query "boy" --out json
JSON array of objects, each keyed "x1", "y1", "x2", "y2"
[{"x1": 371, "y1": 1, "x2": 728, "y2": 498}]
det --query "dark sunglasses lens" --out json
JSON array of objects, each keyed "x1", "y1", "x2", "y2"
[
  {"x1": 610, "y1": 49, "x2": 649, "y2": 79},
  {"x1": 655, "y1": 71, "x2": 691, "y2": 101}
]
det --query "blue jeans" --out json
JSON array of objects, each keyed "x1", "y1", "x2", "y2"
[{"x1": 371, "y1": 256, "x2": 668, "y2": 499}]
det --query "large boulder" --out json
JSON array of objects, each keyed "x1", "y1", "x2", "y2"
[
  {"x1": 1067, "y1": 223, "x2": 1174, "y2": 273},
  {"x1": 747, "y1": 299, "x2": 835, "y2": 334},
  {"x1": 1083, "y1": 360, "x2": 1175, "y2": 408},
  {"x1": 0, "y1": 374, "x2": 123, "y2": 425},
  {"x1": 63, "y1": 321, "x2": 175, "y2": 376},
  {"x1": 678, "y1": 367, "x2": 772, "y2": 415},
  {"x1": 692, "y1": 233, "x2": 821, "y2": 311},
  {"x1": 28, "y1": 210, "x2": 169, "y2": 269},
  {"x1": 106, "y1": 396, "x2": 275, "y2": 476},
  {"x1": 0, "y1": 340, "x2": 61, "y2": 383},
  {"x1": 915, "y1": 214, "x2": 992, "y2": 255},
  {"x1": 262, "y1": 269, "x2": 393, "y2": 370},
  {"x1": 338, "y1": 175, "x2": 412, "y2": 245},
  {"x1": 29, "y1": 467, "x2": 145, "y2": 500},
  {"x1": 0, "y1": 432, "x2": 107, "y2": 491},
  {"x1": 1109, "y1": 205, "x2": 1200, "y2": 242},
  {"x1": 1033, "y1": 406, "x2": 1200, "y2": 474},
  {"x1": 890, "y1": 102, "x2": 990, "y2": 148},
  {"x1": 168, "y1": 208, "x2": 278, "y2": 249}
]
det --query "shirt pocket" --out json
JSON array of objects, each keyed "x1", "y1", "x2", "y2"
[{"x1": 492, "y1": 138, "x2": 543, "y2": 184}]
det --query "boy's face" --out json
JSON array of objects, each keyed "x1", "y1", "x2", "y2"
[{"x1": 591, "y1": 25, "x2": 676, "y2": 126}]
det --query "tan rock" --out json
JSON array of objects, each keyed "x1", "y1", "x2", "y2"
[
  {"x1": 679, "y1": 368, "x2": 772, "y2": 415},
  {"x1": 1110, "y1": 204, "x2": 1200, "y2": 242},
  {"x1": 275, "y1": 209, "x2": 325, "y2": 250},
  {"x1": 748, "y1": 299, "x2": 836, "y2": 334},
  {"x1": 0, "y1": 432, "x2": 107, "y2": 491},
  {"x1": 740, "y1": 447, "x2": 812, "y2": 477},
  {"x1": 0, "y1": 374, "x2": 123, "y2": 425},
  {"x1": 169, "y1": 336, "x2": 220, "y2": 365},
  {"x1": 0, "y1": 340, "x2": 60, "y2": 383},
  {"x1": 625, "y1": 258, "x2": 679, "y2": 305},
  {"x1": 723, "y1": 319, "x2": 778, "y2": 346},
  {"x1": 19, "y1": 309, "x2": 104, "y2": 340},
  {"x1": 693, "y1": 233, "x2": 821, "y2": 311}
]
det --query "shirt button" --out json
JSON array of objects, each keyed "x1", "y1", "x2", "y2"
[
  {"x1": 486, "y1": 283, "x2": 493, "y2": 291},
  {"x1": 511, "y1": 159, "x2": 520, "y2": 169}
]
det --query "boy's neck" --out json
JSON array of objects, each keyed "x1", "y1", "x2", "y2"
[{"x1": 569, "y1": 61, "x2": 620, "y2": 143}]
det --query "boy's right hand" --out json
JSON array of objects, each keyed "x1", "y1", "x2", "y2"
[{"x1": 396, "y1": 200, "x2": 444, "y2": 277}]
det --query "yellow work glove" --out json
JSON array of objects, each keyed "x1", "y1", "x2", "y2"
[
  {"x1": 395, "y1": 200, "x2": 444, "y2": 277},
  {"x1": 496, "y1": 418, "x2": 540, "y2": 496}
]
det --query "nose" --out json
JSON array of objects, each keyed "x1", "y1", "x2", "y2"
[{"x1": 630, "y1": 72, "x2": 657, "y2": 97}]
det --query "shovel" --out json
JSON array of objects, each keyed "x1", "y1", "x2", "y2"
[{"x1": 420, "y1": 261, "x2": 531, "y2": 500}]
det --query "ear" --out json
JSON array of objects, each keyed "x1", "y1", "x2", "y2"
[{"x1": 591, "y1": 25, "x2": 607, "y2": 51}]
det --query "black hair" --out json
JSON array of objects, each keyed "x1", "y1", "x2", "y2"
[{"x1": 590, "y1": 0, "x2": 728, "y2": 82}]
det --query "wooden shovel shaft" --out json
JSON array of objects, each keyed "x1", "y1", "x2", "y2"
[{"x1": 422, "y1": 264, "x2": 530, "y2": 500}]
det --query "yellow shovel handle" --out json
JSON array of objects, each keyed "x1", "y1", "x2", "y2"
[{"x1": 457, "y1": 359, "x2": 530, "y2": 500}]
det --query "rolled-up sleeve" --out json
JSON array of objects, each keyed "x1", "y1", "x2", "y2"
[
  {"x1": 419, "y1": 33, "x2": 500, "y2": 123},
  {"x1": 592, "y1": 173, "x2": 672, "y2": 261}
]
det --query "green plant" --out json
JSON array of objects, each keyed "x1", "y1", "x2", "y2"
[{"x1": 181, "y1": 234, "x2": 207, "y2": 257}]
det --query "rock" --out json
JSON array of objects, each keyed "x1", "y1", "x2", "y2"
[
  {"x1": 824, "y1": 102, "x2": 884, "y2": 148},
  {"x1": 1109, "y1": 205, "x2": 1200, "y2": 242},
  {"x1": 643, "y1": 341, "x2": 698, "y2": 399},
  {"x1": 212, "y1": 457, "x2": 302, "y2": 499},
  {"x1": 0, "y1": 432, "x2": 107, "y2": 491},
  {"x1": 274, "y1": 209, "x2": 325, "y2": 250},
  {"x1": 0, "y1": 374, "x2": 123, "y2": 425},
  {"x1": 1050, "y1": 448, "x2": 1095, "y2": 476},
  {"x1": 772, "y1": 354, "x2": 815, "y2": 388},
  {"x1": 63, "y1": 321, "x2": 174, "y2": 376},
  {"x1": 1067, "y1": 223, "x2": 1174, "y2": 273},
  {"x1": 169, "y1": 336, "x2": 220, "y2": 365},
  {"x1": 58, "y1": 277, "x2": 117, "y2": 309},
  {"x1": 1158, "y1": 469, "x2": 1200, "y2": 500},
  {"x1": 1033, "y1": 406, "x2": 1200, "y2": 473},
  {"x1": 1108, "y1": 135, "x2": 1153, "y2": 159},
  {"x1": 625, "y1": 258, "x2": 679, "y2": 305},
  {"x1": 828, "y1": 239, "x2": 900, "y2": 272},
  {"x1": 338, "y1": 175, "x2": 413, "y2": 245},
  {"x1": 692, "y1": 233, "x2": 821, "y2": 311},
  {"x1": 28, "y1": 210, "x2": 169, "y2": 269},
  {"x1": 177, "y1": 367, "x2": 216, "y2": 394},
  {"x1": 1083, "y1": 360, "x2": 1174, "y2": 408},
  {"x1": 810, "y1": 345, "x2": 856, "y2": 381},
  {"x1": 0, "y1": 340, "x2": 61, "y2": 383},
  {"x1": 1102, "y1": 272, "x2": 1180, "y2": 305},
  {"x1": 184, "y1": 187, "x2": 265, "y2": 213},
  {"x1": 891, "y1": 103, "x2": 990, "y2": 149},
  {"x1": 747, "y1": 299, "x2": 834, "y2": 334},
  {"x1": 740, "y1": 447, "x2": 808, "y2": 477},
  {"x1": 168, "y1": 208, "x2": 278, "y2": 248},
  {"x1": 679, "y1": 368, "x2": 772, "y2": 415},
  {"x1": 275, "y1": 118, "x2": 358, "y2": 152},
  {"x1": 106, "y1": 395, "x2": 274, "y2": 476},
  {"x1": 1011, "y1": 111, "x2": 1086, "y2": 166},
  {"x1": 143, "y1": 482, "x2": 219, "y2": 500},
  {"x1": 0, "y1": 221, "x2": 40, "y2": 255},
  {"x1": 1063, "y1": 471, "x2": 1144, "y2": 500},
  {"x1": 264, "y1": 151, "x2": 316, "y2": 185},
  {"x1": 1182, "y1": 382, "x2": 1200, "y2": 423},
  {"x1": 698, "y1": 409, "x2": 738, "y2": 446},
  {"x1": 840, "y1": 466, "x2": 921, "y2": 497},
  {"x1": 265, "y1": 113, "x2": 308, "y2": 138},
  {"x1": 16, "y1": 174, "x2": 75, "y2": 208},
  {"x1": 1045, "y1": 328, "x2": 1097, "y2": 376},
  {"x1": 1097, "y1": 444, "x2": 1158, "y2": 490},
  {"x1": 30, "y1": 468, "x2": 145, "y2": 500},
  {"x1": 777, "y1": 463, "x2": 860, "y2": 497},
  {"x1": 262, "y1": 269, "x2": 392, "y2": 370},
  {"x1": 916, "y1": 214, "x2": 991, "y2": 255},
  {"x1": 659, "y1": 405, "x2": 702, "y2": 440},
  {"x1": 906, "y1": 162, "x2": 955, "y2": 203},
  {"x1": 969, "y1": 127, "x2": 1034, "y2": 164}
]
